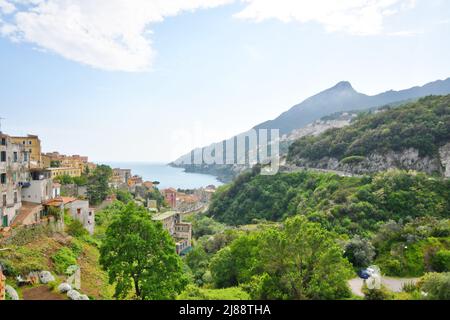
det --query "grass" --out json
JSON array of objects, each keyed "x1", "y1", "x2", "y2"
[
  {"x1": 178, "y1": 285, "x2": 250, "y2": 300},
  {"x1": 0, "y1": 225, "x2": 114, "y2": 300}
]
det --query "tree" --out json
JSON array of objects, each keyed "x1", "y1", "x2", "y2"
[
  {"x1": 185, "y1": 246, "x2": 210, "y2": 286},
  {"x1": 116, "y1": 189, "x2": 133, "y2": 204},
  {"x1": 255, "y1": 216, "x2": 353, "y2": 300},
  {"x1": 344, "y1": 236, "x2": 376, "y2": 269},
  {"x1": 99, "y1": 203, "x2": 189, "y2": 300},
  {"x1": 87, "y1": 165, "x2": 112, "y2": 205},
  {"x1": 55, "y1": 174, "x2": 73, "y2": 185},
  {"x1": 210, "y1": 216, "x2": 353, "y2": 300}
]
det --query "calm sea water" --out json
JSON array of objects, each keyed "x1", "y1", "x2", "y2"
[{"x1": 104, "y1": 162, "x2": 223, "y2": 190}]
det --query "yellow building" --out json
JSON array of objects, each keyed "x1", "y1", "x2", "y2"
[
  {"x1": 48, "y1": 167, "x2": 82, "y2": 178},
  {"x1": 11, "y1": 135, "x2": 42, "y2": 168},
  {"x1": 42, "y1": 152, "x2": 94, "y2": 172}
]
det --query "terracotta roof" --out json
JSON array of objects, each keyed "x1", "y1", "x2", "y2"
[
  {"x1": 44, "y1": 196, "x2": 77, "y2": 206},
  {"x1": 12, "y1": 202, "x2": 43, "y2": 227}
]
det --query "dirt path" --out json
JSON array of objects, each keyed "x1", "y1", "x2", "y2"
[
  {"x1": 22, "y1": 286, "x2": 67, "y2": 300},
  {"x1": 349, "y1": 277, "x2": 419, "y2": 297}
]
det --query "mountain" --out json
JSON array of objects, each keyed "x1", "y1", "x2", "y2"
[
  {"x1": 255, "y1": 77, "x2": 450, "y2": 135},
  {"x1": 287, "y1": 95, "x2": 450, "y2": 177},
  {"x1": 172, "y1": 77, "x2": 450, "y2": 181}
]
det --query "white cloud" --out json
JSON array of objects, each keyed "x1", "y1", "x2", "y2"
[
  {"x1": 0, "y1": 0, "x2": 232, "y2": 72},
  {"x1": 234, "y1": 0, "x2": 417, "y2": 36},
  {"x1": 0, "y1": 0, "x2": 417, "y2": 72},
  {"x1": 0, "y1": 0, "x2": 15, "y2": 14}
]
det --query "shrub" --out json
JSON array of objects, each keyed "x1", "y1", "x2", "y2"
[
  {"x1": 177, "y1": 285, "x2": 250, "y2": 300},
  {"x1": 340, "y1": 156, "x2": 366, "y2": 165},
  {"x1": 431, "y1": 250, "x2": 450, "y2": 272},
  {"x1": 344, "y1": 236, "x2": 375, "y2": 268},
  {"x1": 70, "y1": 239, "x2": 84, "y2": 256},
  {"x1": 420, "y1": 272, "x2": 450, "y2": 300},
  {"x1": 51, "y1": 247, "x2": 77, "y2": 274},
  {"x1": 67, "y1": 219, "x2": 88, "y2": 237},
  {"x1": 362, "y1": 284, "x2": 394, "y2": 300}
]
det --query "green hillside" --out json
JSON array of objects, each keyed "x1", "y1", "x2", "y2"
[
  {"x1": 288, "y1": 95, "x2": 450, "y2": 163},
  {"x1": 207, "y1": 167, "x2": 450, "y2": 234}
]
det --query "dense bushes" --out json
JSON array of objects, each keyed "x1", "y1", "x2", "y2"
[
  {"x1": 419, "y1": 273, "x2": 450, "y2": 300},
  {"x1": 373, "y1": 218, "x2": 450, "y2": 277},
  {"x1": 288, "y1": 95, "x2": 450, "y2": 162},
  {"x1": 177, "y1": 285, "x2": 250, "y2": 300},
  {"x1": 51, "y1": 247, "x2": 78, "y2": 274},
  {"x1": 208, "y1": 169, "x2": 450, "y2": 235}
]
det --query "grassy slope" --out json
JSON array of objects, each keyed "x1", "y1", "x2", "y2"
[{"x1": 0, "y1": 226, "x2": 113, "y2": 300}]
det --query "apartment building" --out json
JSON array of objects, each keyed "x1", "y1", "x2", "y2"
[
  {"x1": 152, "y1": 211, "x2": 192, "y2": 255},
  {"x1": 11, "y1": 134, "x2": 42, "y2": 169},
  {"x1": 42, "y1": 152, "x2": 94, "y2": 172},
  {"x1": 1, "y1": 133, "x2": 29, "y2": 227},
  {"x1": 111, "y1": 168, "x2": 132, "y2": 187},
  {"x1": 48, "y1": 167, "x2": 82, "y2": 178}
]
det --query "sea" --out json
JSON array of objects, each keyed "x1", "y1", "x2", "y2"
[{"x1": 103, "y1": 162, "x2": 223, "y2": 190}]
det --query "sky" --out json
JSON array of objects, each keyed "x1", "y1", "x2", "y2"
[{"x1": 0, "y1": 0, "x2": 449, "y2": 163}]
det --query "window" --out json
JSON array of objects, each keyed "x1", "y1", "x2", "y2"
[
  {"x1": 14, "y1": 192, "x2": 17, "y2": 204},
  {"x1": 77, "y1": 208, "x2": 81, "y2": 215},
  {"x1": 24, "y1": 152, "x2": 29, "y2": 162},
  {"x1": 1, "y1": 151, "x2": 6, "y2": 162},
  {"x1": 1, "y1": 138, "x2": 5, "y2": 146},
  {"x1": 13, "y1": 152, "x2": 18, "y2": 162},
  {"x1": 1, "y1": 174, "x2": 6, "y2": 184},
  {"x1": 29, "y1": 141, "x2": 32, "y2": 145},
  {"x1": 2, "y1": 194, "x2": 6, "y2": 207}
]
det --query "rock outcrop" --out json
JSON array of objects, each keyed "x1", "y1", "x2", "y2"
[
  {"x1": 439, "y1": 143, "x2": 450, "y2": 178},
  {"x1": 291, "y1": 147, "x2": 450, "y2": 177}
]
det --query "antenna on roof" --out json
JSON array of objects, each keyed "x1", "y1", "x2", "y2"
[{"x1": 0, "y1": 117, "x2": 5, "y2": 133}]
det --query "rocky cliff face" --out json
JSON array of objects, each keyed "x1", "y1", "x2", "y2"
[
  {"x1": 290, "y1": 145, "x2": 450, "y2": 178},
  {"x1": 439, "y1": 143, "x2": 450, "y2": 178}
]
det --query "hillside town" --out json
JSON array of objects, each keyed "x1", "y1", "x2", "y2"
[
  {"x1": 1, "y1": 131, "x2": 215, "y2": 253},
  {"x1": 0, "y1": 130, "x2": 220, "y2": 300}
]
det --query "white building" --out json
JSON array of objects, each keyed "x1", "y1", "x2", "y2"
[
  {"x1": 67, "y1": 199, "x2": 95, "y2": 235},
  {"x1": 1, "y1": 133, "x2": 29, "y2": 228},
  {"x1": 21, "y1": 169, "x2": 53, "y2": 204}
]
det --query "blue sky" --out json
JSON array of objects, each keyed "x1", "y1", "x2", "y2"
[{"x1": 0, "y1": 0, "x2": 449, "y2": 162}]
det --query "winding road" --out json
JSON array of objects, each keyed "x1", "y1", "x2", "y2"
[{"x1": 348, "y1": 277, "x2": 419, "y2": 297}]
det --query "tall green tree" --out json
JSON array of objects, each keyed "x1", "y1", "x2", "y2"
[
  {"x1": 87, "y1": 165, "x2": 112, "y2": 205},
  {"x1": 99, "y1": 203, "x2": 188, "y2": 300},
  {"x1": 210, "y1": 216, "x2": 353, "y2": 300}
]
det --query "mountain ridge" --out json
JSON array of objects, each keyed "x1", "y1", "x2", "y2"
[
  {"x1": 254, "y1": 77, "x2": 450, "y2": 134},
  {"x1": 172, "y1": 77, "x2": 450, "y2": 181}
]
